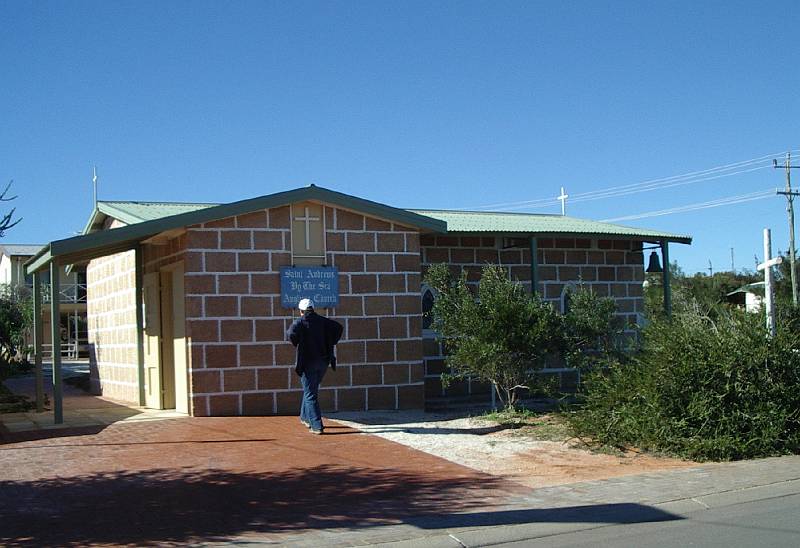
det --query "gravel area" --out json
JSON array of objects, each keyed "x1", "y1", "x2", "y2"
[
  {"x1": 330, "y1": 410, "x2": 695, "y2": 488},
  {"x1": 332, "y1": 410, "x2": 545, "y2": 467}
]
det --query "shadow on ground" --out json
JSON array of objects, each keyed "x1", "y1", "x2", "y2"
[
  {"x1": 0, "y1": 465, "x2": 680, "y2": 546},
  {"x1": 0, "y1": 425, "x2": 108, "y2": 444}
]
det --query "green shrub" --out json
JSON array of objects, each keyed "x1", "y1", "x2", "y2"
[
  {"x1": 569, "y1": 307, "x2": 800, "y2": 461},
  {"x1": 0, "y1": 283, "x2": 32, "y2": 378},
  {"x1": 424, "y1": 265, "x2": 623, "y2": 408},
  {"x1": 425, "y1": 263, "x2": 565, "y2": 409},
  {"x1": 778, "y1": 303, "x2": 800, "y2": 335},
  {"x1": 562, "y1": 285, "x2": 626, "y2": 370}
]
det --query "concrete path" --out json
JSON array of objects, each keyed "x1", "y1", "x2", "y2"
[{"x1": 2, "y1": 364, "x2": 187, "y2": 433}]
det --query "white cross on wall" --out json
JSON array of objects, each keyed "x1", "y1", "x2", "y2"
[
  {"x1": 558, "y1": 187, "x2": 569, "y2": 216},
  {"x1": 294, "y1": 206, "x2": 320, "y2": 250}
]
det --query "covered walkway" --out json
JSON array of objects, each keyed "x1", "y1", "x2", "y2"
[{"x1": 0, "y1": 363, "x2": 186, "y2": 434}]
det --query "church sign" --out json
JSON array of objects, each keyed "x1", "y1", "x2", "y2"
[{"x1": 280, "y1": 266, "x2": 340, "y2": 309}]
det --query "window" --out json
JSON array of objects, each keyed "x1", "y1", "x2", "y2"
[
  {"x1": 291, "y1": 202, "x2": 326, "y2": 266},
  {"x1": 422, "y1": 284, "x2": 436, "y2": 330}
]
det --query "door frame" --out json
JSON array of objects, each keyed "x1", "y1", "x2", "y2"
[
  {"x1": 142, "y1": 262, "x2": 189, "y2": 412},
  {"x1": 159, "y1": 261, "x2": 189, "y2": 413}
]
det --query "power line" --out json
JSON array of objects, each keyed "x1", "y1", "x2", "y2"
[
  {"x1": 478, "y1": 160, "x2": 779, "y2": 210},
  {"x1": 569, "y1": 166, "x2": 767, "y2": 204},
  {"x1": 468, "y1": 150, "x2": 800, "y2": 211},
  {"x1": 600, "y1": 189, "x2": 775, "y2": 222},
  {"x1": 494, "y1": 165, "x2": 771, "y2": 213}
]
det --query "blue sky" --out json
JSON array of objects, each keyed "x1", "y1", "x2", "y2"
[{"x1": 2, "y1": 1, "x2": 799, "y2": 275}]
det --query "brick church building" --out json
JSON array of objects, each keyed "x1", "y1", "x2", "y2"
[{"x1": 25, "y1": 185, "x2": 690, "y2": 420}]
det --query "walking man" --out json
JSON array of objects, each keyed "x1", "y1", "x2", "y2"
[{"x1": 286, "y1": 298, "x2": 343, "y2": 434}]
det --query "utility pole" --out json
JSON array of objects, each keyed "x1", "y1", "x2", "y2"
[
  {"x1": 730, "y1": 247, "x2": 735, "y2": 273},
  {"x1": 708, "y1": 260, "x2": 713, "y2": 277},
  {"x1": 774, "y1": 152, "x2": 800, "y2": 304}
]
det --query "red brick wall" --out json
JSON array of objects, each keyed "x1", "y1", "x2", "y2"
[
  {"x1": 420, "y1": 234, "x2": 644, "y2": 402},
  {"x1": 184, "y1": 204, "x2": 425, "y2": 416}
]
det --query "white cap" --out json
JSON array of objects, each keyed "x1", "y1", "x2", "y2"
[{"x1": 298, "y1": 298, "x2": 314, "y2": 311}]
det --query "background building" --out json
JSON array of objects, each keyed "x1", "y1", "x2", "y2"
[{"x1": 2, "y1": 244, "x2": 87, "y2": 359}]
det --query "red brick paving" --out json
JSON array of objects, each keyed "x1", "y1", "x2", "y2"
[
  {"x1": 0, "y1": 415, "x2": 523, "y2": 546},
  {"x1": 4, "y1": 373, "x2": 124, "y2": 411}
]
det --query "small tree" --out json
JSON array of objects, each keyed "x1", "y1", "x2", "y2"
[{"x1": 425, "y1": 263, "x2": 564, "y2": 409}]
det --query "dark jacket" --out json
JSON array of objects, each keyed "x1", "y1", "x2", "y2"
[{"x1": 286, "y1": 312, "x2": 344, "y2": 375}]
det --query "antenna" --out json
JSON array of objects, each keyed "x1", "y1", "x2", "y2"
[{"x1": 92, "y1": 165, "x2": 98, "y2": 207}]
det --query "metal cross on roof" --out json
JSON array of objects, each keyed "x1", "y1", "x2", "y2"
[{"x1": 558, "y1": 187, "x2": 568, "y2": 216}]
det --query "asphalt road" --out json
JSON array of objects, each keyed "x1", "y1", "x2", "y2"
[{"x1": 516, "y1": 492, "x2": 800, "y2": 548}]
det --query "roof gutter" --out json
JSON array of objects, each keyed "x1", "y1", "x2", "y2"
[{"x1": 24, "y1": 244, "x2": 53, "y2": 274}]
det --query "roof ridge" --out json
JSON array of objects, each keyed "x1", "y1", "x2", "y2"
[
  {"x1": 409, "y1": 208, "x2": 562, "y2": 217},
  {"x1": 99, "y1": 200, "x2": 220, "y2": 206}
]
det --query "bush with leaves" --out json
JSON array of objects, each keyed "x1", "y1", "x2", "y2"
[
  {"x1": 425, "y1": 263, "x2": 565, "y2": 409},
  {"x1": 562, "y1": 286, "x2": 624, "y2": 370},
  {"x1": 569, "y1": 304, "x2": 800, "y2": 461},
  {"x1": 779, "y1": 303, "x2": 800, "y2": 335},
  {"x1": 0, "y1": 283, "x2": 32, "y2": 378},
  {"x1": 644, "y1": 261, "x2": 762, "y2": 321}
]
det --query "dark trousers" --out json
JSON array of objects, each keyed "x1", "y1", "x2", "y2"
[{"x1": 300, "y1": 366, "x2": 327, "y2": 430}]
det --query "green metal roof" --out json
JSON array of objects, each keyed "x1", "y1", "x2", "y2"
[
  {"x1": 26, "y1": 186, "x2": 692, "y2": 275},
  {"x1": 26, "y1": 185, "x2": 447, "y2": 273},
  {"x1": 81, "y1": 201, "x2": 218, "y2": 235},
  {"x1": 94, "y1": 202, "x2": 692, "y2": 244},
  {"x1": 409, "y1": 210, "x2": 692, "y2": 244},
  {"x1": 99, "y1": 201, "x2": 217, "y2": 224}
]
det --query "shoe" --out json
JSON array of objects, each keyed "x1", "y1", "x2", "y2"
[
  {"x1": 301, "y1": 419, "x2": 310, "y2": 428},
  {"x1": 309, "y1": 428, "x2": 324, "y2": 435}
]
